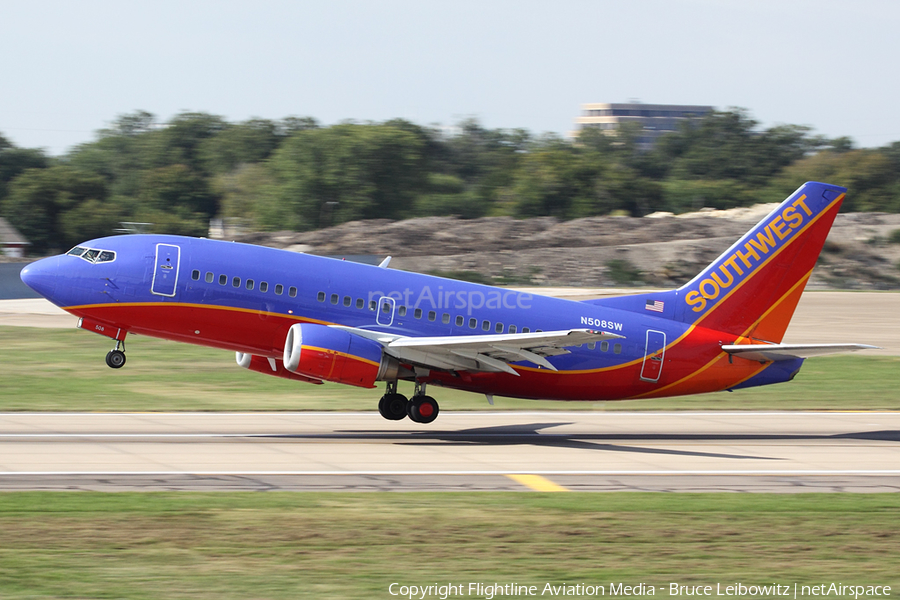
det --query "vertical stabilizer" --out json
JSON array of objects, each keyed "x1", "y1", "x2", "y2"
[{"x1": 676, "y1": 181, "x2": 846, "y2": 343}]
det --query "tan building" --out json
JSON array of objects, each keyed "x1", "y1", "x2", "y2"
[
  {"x1": 0, "y1": 217, "x2": 29, "y2": 258},
  {"x1": 573, "y1": 102, "x2": 713, "y2": 149}
]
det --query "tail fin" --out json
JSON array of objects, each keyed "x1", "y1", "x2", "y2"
[{"x1": 676, "y1": 181, "x2": 846, "y2": 342}]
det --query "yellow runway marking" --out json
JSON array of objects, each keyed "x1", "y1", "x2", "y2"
[{"x1": 506, "y1": 474, "x2": 569, "y2": 492}]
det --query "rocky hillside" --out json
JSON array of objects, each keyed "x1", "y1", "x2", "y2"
[{"x1": 235, "y1": 205, "x2": 900, "y2": 290}]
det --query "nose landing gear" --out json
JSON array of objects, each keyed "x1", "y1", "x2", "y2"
[
  {"x1": 377, "y1": 380, "x2": 440, "y2": 423},
  {"x1": 105, "y1": 340, "x2": 126, "y2": 369}
]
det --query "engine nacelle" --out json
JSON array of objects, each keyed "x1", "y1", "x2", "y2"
[
  {"x1": 282, "y1": 323, "x2": 401, "y2": 388},
  {"x1": 235, "y1": 352, "x2": 325, "y2": 384}
]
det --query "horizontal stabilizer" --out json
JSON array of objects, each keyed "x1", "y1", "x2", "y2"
[{"x1": 722, "y1": 343, "x2": 878, "y2": 362}]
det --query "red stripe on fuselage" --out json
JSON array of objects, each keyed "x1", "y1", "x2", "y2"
[
  {"x1": 66, "y1": 300, "x2": 769, "y2": 401},
  {"x1": 67, "y1": 302, "x2": 321, "y2": 356}
]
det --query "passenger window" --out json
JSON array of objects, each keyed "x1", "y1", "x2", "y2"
[
  {"x1": 601, "y1": 341, "x2": 609, "y2": 352},
  {"x1": 614, "y1": 343, "x2": 622, "y2": 354},
  {"x1": 455, "y1": 315, "x2": 464, "y2": 327},
  {"x1": 232, "y1": 276, "x2": 241, "y2": 288},
  {"x1": 588, "y1": 342, "x2": 596, "y2": 350},
  {"x1": 219, "y1": 274, "x2": 227, "y2": 286},
  {"x1": 414, "y1": 308, "x2": 422, "y2": 319},
  {"x1": 469, "y1": 318, "x2": 477, "y2": 329},
  {"x1": 205, "y1": 272, "x2": 214, "y2": 283},
  {"x1": 442, "y1": 313, "x2": 450, "y2": 324},
  {"x1": 356, "y1": 298, "x2": 364, "y2": 309},
  {"x1": 246, "y1": 279, "x2": 254, "y2": 290},
  {"x1": 428, "y1": 311, "x2": 436, "y2": 322},
  {"x1": 369, "y1": 300, "x2": 377, "y2": 311},
  {"x1": 398, "y1": 306, "x2": 407, "y2": 317},
  {"x1": 317, "y1": 292, "x2": 325, "y2": 302},
  {"x1": 260, "y1": 282, "x2": 268, "y2": 293},
  {"x1": 522, "y1": 327, "x2": 530, "y2": 333},
  {"x1": 536, "y1": 329, "x2": 543, "y2": 333},
  {"x1": 191, "y1": 270, "x2": 200, "y2": 281},
  {"x1": 330, "y1": 293, "x2": 338, "y2": 304},
  {"x1": 289, "y1": 287, "x2": 297, "y2": 298},
  {"x1": 482, "y1": 320, "x2": 490, "y2": 331},
  {"x1": 343, "y1": 296, "x2": 351, "y2": 307},
  {"x1": 495, "y1": 322, "x2": 503, "y2": 333},
  {"x1": 382, "y1": 301, "x2": 391, "y2": 313},
  {"x1": 275, "y1": 284, "x2": 284, "y2": 295},
  {"x1": 509, "y1": 325, "x2": 517, "y2": 334}
]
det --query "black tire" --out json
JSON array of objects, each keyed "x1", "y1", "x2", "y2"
[
  {"x1": 408, "y1": 395, "x2": 439, "y2": 424},
  {"x1": 106, "y1": 350, "x2": 126, "y2": 369},
  {"x1": 377, "y1": 395, "x2": 392, "y2": 420},
  {"x1": 383, "y1": 393, "x2": 408, "y2": 420}
]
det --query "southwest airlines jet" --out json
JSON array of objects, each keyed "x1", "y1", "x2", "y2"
[{"x1": 21, "y1": 182, "x2": 873, "y2": 423}]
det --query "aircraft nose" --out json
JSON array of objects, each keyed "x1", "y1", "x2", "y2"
[{"x1": 20, "y1": 256, "x2": 60, "y2": 300}]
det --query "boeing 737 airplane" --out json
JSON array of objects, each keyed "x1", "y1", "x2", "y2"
[{"x1": 21, "y1": 181, "x2": 874, "y2": 423}]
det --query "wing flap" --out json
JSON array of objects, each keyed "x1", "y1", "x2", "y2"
[
  {"x1": 330, "y1": 326, "x2": 623, "y2": 373},
  {"x1": 722, "y1": 343, "x2": 878, "y2": 362}
]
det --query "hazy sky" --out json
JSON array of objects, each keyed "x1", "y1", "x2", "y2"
[{"x1": 2, "y1": 0, "x2": 898, "y2": 155}]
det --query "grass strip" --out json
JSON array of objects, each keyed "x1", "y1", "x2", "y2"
[
  {"x1": 0, "y1": 493, "x2": 897, "y2": 599},
  {"x1": 1, "y1": 326, "x2": 898, "y2": 412}
]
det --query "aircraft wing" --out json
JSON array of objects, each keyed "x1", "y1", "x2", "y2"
[
  {"x1": 722, "y1": 343, "x2": 879, "y2": 363},
  {"x1": 331, "y1": 326, "x2": 624, "y2": 375}
]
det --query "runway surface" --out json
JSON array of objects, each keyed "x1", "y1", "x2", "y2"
[{"x1": 1, "y1": 411, "x2": 898, "y2": 492}]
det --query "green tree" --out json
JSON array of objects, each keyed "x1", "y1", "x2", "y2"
[
  {"x1": 66, "y1": 111, "x2": 158, "y2": 199},
  {"x1": 145, "y1": 112, "x2": 229, "y2": 174},
  {"x1": 510, "y1": 139, "x2": 603, "y2": 218},
  {"x1": 265, "y1": 121, "x2": 429, "y2": 230},
  {"x1": 0, "y1": 145, "x2": 49, "y2": 202},
  {"x1": 214, "y1": 163, "x2": 276, "y2": 222},
  {"x1": 198, "y1": 119, "x2": 280, "y2": 175},
  {"x1": 766, "y1": 149, "x2": 900, "y2": 212},
  {"x1": 1, "y1": 166, "x2": 111, "y2": 253},
  {"x1": 658, "y1": 110, "x2": 817, "y2": 185},
  {"x1": 138, "y1": 164, "x2": 219, "y2": 222}
]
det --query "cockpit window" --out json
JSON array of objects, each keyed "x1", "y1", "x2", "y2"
[{"x1": 69, "y1": 246, "x2": 116, "y2": 264}]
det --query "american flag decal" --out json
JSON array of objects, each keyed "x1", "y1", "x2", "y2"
[{"x1": 645, "y1": 299, "x2": 664, "y2": 313}]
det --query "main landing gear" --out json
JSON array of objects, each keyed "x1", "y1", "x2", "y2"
[
  {"x1": 105, "y1": 340, "x2": 126, "y2": 369},
  {"x1": 377, "y1": 381, "x2": 439, "y2": 424}
]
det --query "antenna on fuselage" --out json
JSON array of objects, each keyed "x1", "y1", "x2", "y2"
[
  {"x1": 378, "y1": 256, "x2": 392, "y2": 269},
  {"x1": 114, "y1": 222, "x2": 153, "y2": 234}
]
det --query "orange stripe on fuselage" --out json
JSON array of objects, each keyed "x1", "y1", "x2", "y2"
[{"x1": 629, "y1": 265, "x2": 818, "y2": 400}]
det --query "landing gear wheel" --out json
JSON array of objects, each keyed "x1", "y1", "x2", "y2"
[
  {"x1": 105, "y1": 349, "x2": 126, "y2": 369},
  {"x1": 378, "y1": 393, "x2": 409, "y2": 421},
  {"x1": 407, "y1": 395, "x2": 439, "y2": 424}
]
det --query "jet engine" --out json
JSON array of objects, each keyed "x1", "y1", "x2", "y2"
[{"x1": 282, "y1": 323, "x2": 403, "y2": 388}]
